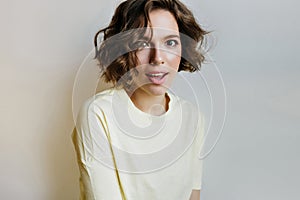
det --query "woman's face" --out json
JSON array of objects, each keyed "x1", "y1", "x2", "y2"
[{"x1": 131, "y1": 9, "x2": 182, "y2": 96}]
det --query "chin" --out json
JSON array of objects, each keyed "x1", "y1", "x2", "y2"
[{"x1": 141, "y1": 84, "x2": 168, "y2": 96}]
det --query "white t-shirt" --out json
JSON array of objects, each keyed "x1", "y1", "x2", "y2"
[{"x1": 72, "y1": 88, "x2": 204, "y2": 200}]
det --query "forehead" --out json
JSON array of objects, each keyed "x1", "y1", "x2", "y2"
[{"x1": 144, "y1": 9, "x2": 179, "y2": 37}]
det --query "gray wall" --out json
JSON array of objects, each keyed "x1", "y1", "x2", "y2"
[
  {"x1": 0, "y1": 0, "x2": 299, "y2": 199},
  {"x1": 195, "y1": 1, "x2": 300, "y2": 199}
]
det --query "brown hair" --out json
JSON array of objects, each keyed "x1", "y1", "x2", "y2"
[{"x1": 94, "y1": 0, "x2": 208, "y2": 85}]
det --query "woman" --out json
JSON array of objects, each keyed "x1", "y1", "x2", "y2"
[{"x1": 72, "y1": 0, "x2": 208, "y2": 199}]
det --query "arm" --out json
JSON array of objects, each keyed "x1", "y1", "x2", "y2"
[
  {"x1": 72, "y1": 101, "x2": 124, "y2": 200},
  {"x1": 73, "y1": 126, "x2": 121, "y2": 200},
  {"x1": 189, "y1": 189, "x2": 200, "y2": 200},
  {"x1": 189, "y1": 112, "x2": 205, "y2": 200}
]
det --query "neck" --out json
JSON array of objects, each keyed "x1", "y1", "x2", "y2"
[{"x1": 127, "y1": 88, "x2": 169, "y2": 116}]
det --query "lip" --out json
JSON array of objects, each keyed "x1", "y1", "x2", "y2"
[
  {"x1": 145, "y1": 71, "x2": 168, "y2": 75},
  {"x1": 145, "y1": 72, "x2": 169, "y2": 85},
  {"x1": 145, "y1": 71, "x2": 169, "y2": 77}
]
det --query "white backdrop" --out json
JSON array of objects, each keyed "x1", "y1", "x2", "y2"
[{"x1": 0, "y1": 0, "x2": 299, "y2": 199}]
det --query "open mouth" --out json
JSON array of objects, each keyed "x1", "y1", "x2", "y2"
[
  {"x1": 145, "y1": 72, "x2": 169, "y2": 84},
  {"x1": 146, "y1": 72, "x2": 168, "y2": 79}
]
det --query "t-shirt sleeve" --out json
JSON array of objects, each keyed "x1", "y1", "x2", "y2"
[
  {"x1": 72, "y1": 100, "x2": 123, "y2": 200},
  {"x1": 191, "y1": 112, "x2": 205, "y2": 190}
]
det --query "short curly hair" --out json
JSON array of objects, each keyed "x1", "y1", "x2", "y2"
[{"x1": 94, "y1": 0, "x2": 208, "y2": 85}]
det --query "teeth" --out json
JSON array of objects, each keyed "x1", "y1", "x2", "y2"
[{"x1": 147, "y1": 73, "x2": 165, "y2": 77}]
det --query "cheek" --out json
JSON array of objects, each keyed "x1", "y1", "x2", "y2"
[
  {"x1": 166, "y1": 53, "x2": 181, "y2": 70},
  {"x1": 135, "y1": 49, "x2": 181, "y2": 70},
  {"x1": 135, "y1": 50, "x2": 150, "y2": 65}
]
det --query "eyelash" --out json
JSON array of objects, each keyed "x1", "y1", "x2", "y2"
[
  {"x1": 133, "y1": 39, "x2": 180, "y2": 49},
  {"x1": 133, "y1": 41, "x2": 151, "y2": 49},
  {"x1": 165, "y1": 39, "x2": 179, "y2": 47}
]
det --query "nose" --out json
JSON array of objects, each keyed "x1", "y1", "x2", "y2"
[{"x1": 149, "y1": 47, "x2": 165, "y2": 65}]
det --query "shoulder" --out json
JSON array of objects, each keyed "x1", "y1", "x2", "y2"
[
  {"x1": 169, "y1": 92, "x2": 205, "y2": 133},
  {"x1": 80, "y1": 87, "x2": 119, "y2": 111},
  {"x1": 169, "y1": 92, "x2": 201, "y2": 118},
  {"x1": 75, "y1": 88, "x2": 121, "y2": 124}
]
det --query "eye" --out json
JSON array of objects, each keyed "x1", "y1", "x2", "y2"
[
  {"x1": 133, "y1": 40, "x2": 151, "y2": 49},
  {"x1": 165, "y1": 39, "x2": 179, "y2": 47}
]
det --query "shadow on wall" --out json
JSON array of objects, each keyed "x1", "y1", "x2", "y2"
[
  {"x1": 43, "y1": 101, "x2": 80, "y2": 199},
  {"x1": 45, "y1": 72, "x2": 113, "y2": 199}
]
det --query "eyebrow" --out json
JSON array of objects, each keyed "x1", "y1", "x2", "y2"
[
  {"x1": 164, "y1": 35, "x2": 180, "y2": 39},
  {"x1": 141, "y1": 34, "x2": 180, "y2": 41}
]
